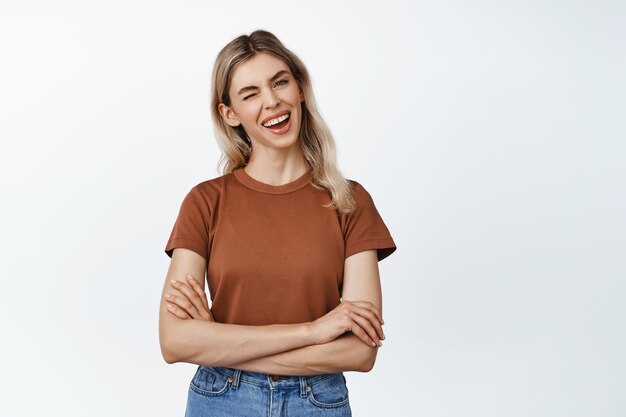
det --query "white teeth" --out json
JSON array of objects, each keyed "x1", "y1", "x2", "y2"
[{"x1": 262, "y1": 113, "x2": 290, "y2": 127}]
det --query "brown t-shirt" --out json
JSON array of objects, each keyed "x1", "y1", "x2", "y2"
[{"x1": 164, "y1": 166, "x2": 397, "y2": 325}]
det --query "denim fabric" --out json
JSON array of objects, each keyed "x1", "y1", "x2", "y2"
[{"x1": 184, "y1": 365, "x2": 352, "y2": 416}]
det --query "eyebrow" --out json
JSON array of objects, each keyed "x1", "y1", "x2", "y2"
[{"x1": 236, "y1": 70, "x2": 290, "y2": 96}]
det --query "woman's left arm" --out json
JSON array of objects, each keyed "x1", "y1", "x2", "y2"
[
  {"x1": 226, "y1": 249, "x2": 384, "y2": 375},
  {"x1": 225, "y1": 332, "x2": 375, "y2": 375}
]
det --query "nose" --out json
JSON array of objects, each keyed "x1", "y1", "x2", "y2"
[{"x1": 262, "y1": 87, "x2": 280, "y2": 109}]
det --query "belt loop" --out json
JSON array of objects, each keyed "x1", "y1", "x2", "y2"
[
  {"x1": 299, "y1": 376, "x2": 308, "y2": 397},
  {"x1": 231, "y1": 368, "x2": 241, "y2": 389}
]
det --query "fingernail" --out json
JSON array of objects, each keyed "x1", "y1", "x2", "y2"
[
  {"x1": 166, "y1": 304, "x2": 172, "y2": 309},
  {"x1": 187, "y1": 275, "x2": 193, "y2": 280},
  {"x1": 165, "y1": 294, "x2": 171, "y2": 298},
  {"x1": 170, "y1": 280, "x2": 177, "y2": 284},
  {"x1": 371, "y1": 341, "x2": 376, "y2": 347},
  {"x1": 378, "y1": 341, "x2": 383, "y2": 347}
]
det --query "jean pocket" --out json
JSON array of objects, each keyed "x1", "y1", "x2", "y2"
[
  {"x1": 189, "y1": 366, "x2": 232, "y2": 397},
  {"x1": 307, "y1": 372, "x2": 350, "y2": 409}
]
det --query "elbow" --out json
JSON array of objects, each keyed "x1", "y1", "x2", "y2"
[
  {"x1": 359, "y1": 347, "x2": 378, "y2": 373},
  {"x1": 159, "y1": 317, "x2": 192, "y2": 364},
  {"x1": 159, "y1": 332, "x2": 184, "y2": 364},
  {"x1": 160, "y1": 339, "x2": 179, "y2": 364},
  {"x1": 161, "y1": 349, "x2": 178, "y2": 365}
]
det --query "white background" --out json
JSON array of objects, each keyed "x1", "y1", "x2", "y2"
[{"x1": 1, "y1": 1, "x2": 624, "y2": 416}]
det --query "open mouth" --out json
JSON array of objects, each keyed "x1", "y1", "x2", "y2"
[{"x1": 262, "y1": 112, "x2": 290, "y2": 129}]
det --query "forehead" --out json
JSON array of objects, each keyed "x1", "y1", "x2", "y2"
[{"x1": 230, "y1": 53, "x2": 290, "y2": 89}]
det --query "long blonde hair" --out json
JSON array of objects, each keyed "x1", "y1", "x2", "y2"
[{"x1": 210, "y1": 29, "x2": 356, "y2": 214}]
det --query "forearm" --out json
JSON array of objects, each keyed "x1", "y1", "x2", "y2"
[
  {"x1": 161, "y1": 319, "x2": 315, "y2": 367},
  {"x1": 225, "y1": 332, "x2": 378, "y2": 375}
]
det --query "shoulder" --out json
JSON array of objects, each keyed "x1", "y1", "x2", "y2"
[
  {"x1": 188, "y1": 171, "x2": 235, "y2": 200},
  {"x1": 194, "y1": 170, "x2": 233, "y2": 190},
  {"x1": 176, "y1": 171, "x2": 235, "y2": 212},
  {"x1": 346, "y1": 178, "x2": 375, "y2": 207}
]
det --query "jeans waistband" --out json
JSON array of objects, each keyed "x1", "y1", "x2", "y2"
[{"x1": 208, "y1": 365, "x2": 339, "y2": 394}]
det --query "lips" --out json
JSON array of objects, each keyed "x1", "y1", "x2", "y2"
[
  {"x1": 262, "y1": 113, "x2": 292, "y2": 135},
  {"x1": 261, "y1": 110, "x2": 291, "y2": 126}
]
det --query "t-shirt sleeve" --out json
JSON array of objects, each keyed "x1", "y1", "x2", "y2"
[
  {"x1": 164, "y1": 185, "x2": 210, "y2": 262},
  {"x1": 342, "y1": 181, "x2": 397, "y2": 262}
]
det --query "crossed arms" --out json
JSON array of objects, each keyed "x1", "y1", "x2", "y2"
[{"x1": 158, "y1": 248, "x2": 385, "y2": 375}]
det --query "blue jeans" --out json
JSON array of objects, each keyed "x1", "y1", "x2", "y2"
[{"x1": 184, "y1": 365, "x2": 352, "y2": 416}]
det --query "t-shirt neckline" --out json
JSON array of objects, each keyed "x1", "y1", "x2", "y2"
[{"x1": 233, "y1": 165, "x2": 313, "y2": 194}]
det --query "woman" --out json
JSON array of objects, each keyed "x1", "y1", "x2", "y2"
[{"x1": 159, "y1": 29, "x2": 397, "y2": 417}]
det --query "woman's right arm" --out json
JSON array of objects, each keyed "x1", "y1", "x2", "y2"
[{"x1": 159, "y1": 248, "x2": 317, "y2": 366}]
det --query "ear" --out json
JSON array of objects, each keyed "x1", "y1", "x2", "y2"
[{"x1": 218, "y1": 103, "x2": 241, "y2": 127}]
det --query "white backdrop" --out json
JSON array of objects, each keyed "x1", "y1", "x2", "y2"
[{"x1": 1, "y1": 1, "x2": 624, "y2": 416}]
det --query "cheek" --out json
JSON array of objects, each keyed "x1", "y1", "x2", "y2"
[
  {"x1": 289, "y1": 87, "x2": 302, "y2": 101},
  {"x1": 238, "y1": 108, "x2": 260, "y2": 129}
]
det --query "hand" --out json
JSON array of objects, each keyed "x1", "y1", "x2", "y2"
[
  {"x1": 308, "y1": 300, "x2": 385, "y2": 347},
  {"x1": 165, "y1": 274, "x2": 214, "y2": 321}
]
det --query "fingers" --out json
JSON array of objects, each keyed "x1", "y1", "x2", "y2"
[
  {"x1": 354, "y1": 305, "x2": 385, "y2": 341},
  {"x1": 347, "y1": 311, "x2": 382, "y2": 347},
  {"x1": 345, "y1": 301, "x2": 385, "y2": 341},
  {"x1": 166, "y1": 302, "x2": 191, "y2": 320},
  {"x1": 165, "y1": 292, "x2": 199, "y2": 318},
  {"x1": 350, "y1": 300, "x2": 384, "y2": 326},
  {"x1": 182, "y1": 275, "x2": 213, "y2": 321},
  {"x1": 344, "y1": 314, "x2": 378, "y2": 347},
  {"x1": 167, "y1": 276, "x2": 213, "y2": 321},
  {"x1": 168, "y1": 279, "x2": 202, "y2": 318},
  {"x1": 185, "y1": 274, "x2": 210, "y2": 311}
]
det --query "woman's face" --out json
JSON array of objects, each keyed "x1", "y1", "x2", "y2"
[{"x1": 219, "y1": 52, "x2": 304, "y2": 155}]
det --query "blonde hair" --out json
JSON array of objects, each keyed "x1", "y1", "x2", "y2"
[{"x1": 210, "y1": 29, "x2": 356, "y2": 214}]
